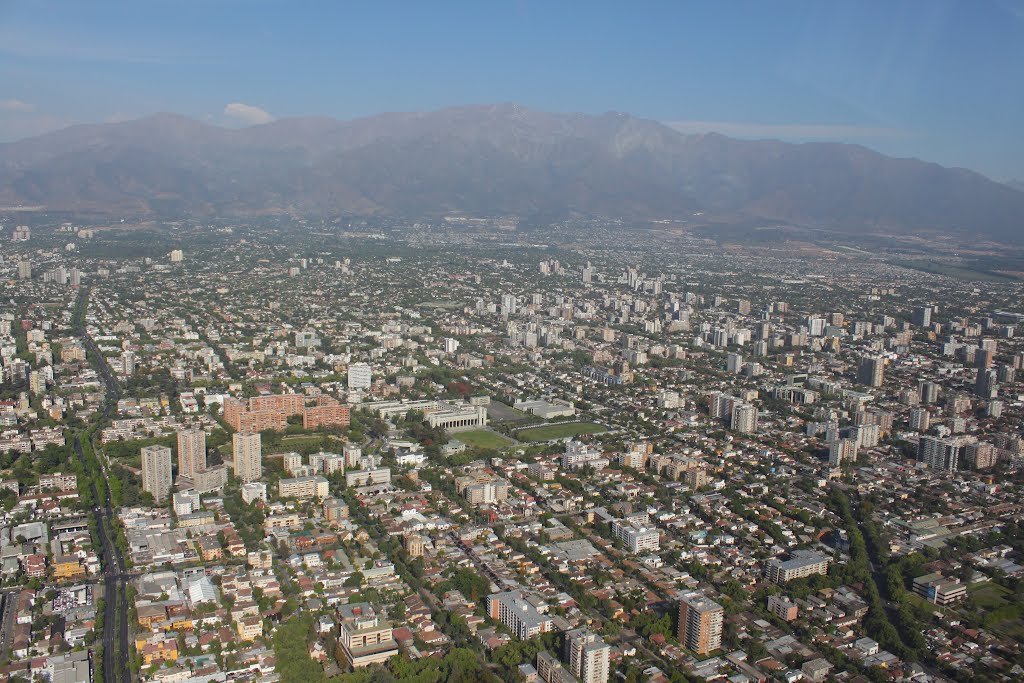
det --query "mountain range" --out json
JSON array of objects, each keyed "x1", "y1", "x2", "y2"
[{"x1": 2, "y1": 104, "x2": 1023, "y2": 242}]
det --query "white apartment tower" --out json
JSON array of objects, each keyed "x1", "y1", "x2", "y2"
[
  {"x1": 501, "y1": 294, "x2": 518, "y2": 315},
  {"x1": 348, "y1": 363, "x2": 372, "y2": 391},
  {"x1": 233, "y1": 432, "x2": 263, "y2": 483},
  {"x1": 565, "y1": 628, "x2": 610, "y2": 683},
  {"x1": 177, "y1": 428, "x2": 206, "y2": 480},
  {"x1": 141, "y1": 445, "x2": 173, "y2": 503}
]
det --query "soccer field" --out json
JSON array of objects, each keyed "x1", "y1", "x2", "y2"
[{"x1": 454, "y1": 429, "x2": 513, "y2": 449}]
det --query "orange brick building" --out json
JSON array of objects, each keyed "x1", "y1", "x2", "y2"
[
  {"x1": 303, "y1": 396, "x2": 351, "y2": 429},
  {"x1": 225, "y1": 394, "x2": 348, "y2": 432}
]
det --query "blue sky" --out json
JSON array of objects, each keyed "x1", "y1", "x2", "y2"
[{"x1": 1, "y1": 1, "x2": 1022, "y2": 180}]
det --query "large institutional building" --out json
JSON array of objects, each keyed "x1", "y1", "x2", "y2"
[{"x1": 370, "y1": 399, "x2": 488, "y2": 431}]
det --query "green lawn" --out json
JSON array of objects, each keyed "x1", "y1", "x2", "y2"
[
  {"x1": 997, "y1": 619, "x2": 1024, "y2": 640},
  {"x1": 965, "y1": 582, "x2": 1024, "y2": 637},
  {"x1": 969, "y1": 582, "x2": 1010, "y2": 610},
  {"x1": 266, "y1": 435, "x2": 339, "y2": 455},
  {"x1": 454, "y1": 429, "x2": 513, "y2": 450},
  {"x1": 516, "y1": 422, "x2": 607, "y2": 441}
]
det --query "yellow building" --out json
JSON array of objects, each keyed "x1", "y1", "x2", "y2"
[
  {"x1": 52, "y1": 555, "x2": 85, "y2": 581},
  {"x1": 237, "y1": 616, "x2": 263, "y2": 641},
  {"x1": 136, "y1": 604, "x2": 167, "y2": 628},
  {"x1": 140, "y1": 638, "x2": 178, "y2": 665}
]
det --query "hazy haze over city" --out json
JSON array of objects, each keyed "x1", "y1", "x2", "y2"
[{"x1": 1, "y1": 4, "x2": 1024, "y2": 683}]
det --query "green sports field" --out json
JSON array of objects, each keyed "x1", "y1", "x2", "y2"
[{"x1": 454, "y1": 429, "x2": 513, "y2": 449}]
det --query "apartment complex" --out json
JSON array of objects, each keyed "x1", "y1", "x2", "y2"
[
  {"x1": 337, "y1": 603, "x2": 398, "y2": 668},
  {"x1": 677, "y1": 592, "x2": 724, "y2": 655},
  {"x1": 618, "y1": 440, "x2": 652, "y2": 469},
  {"x1": 565, "y1": 628, "x2": 610, "y2": 683},
  {"x1": 347, "y1": 362, "x2": 372, "y2": 390},
  {"x1": 192, "y1": 465, "x2": 228, "y2": 494},
  {"x1": 323, "y1": 498, "x2": 349, "y2": 524},
  {"x1": 857, "y1": 355, "x2": 885, "y2": 387},
  {"x1": 767, "y1": 595, "x2": 799, "y2": 622},
  {"x1": 488, "y1": 590, "x2": 554, "y2": 640},
  {"x1": 232, "y1": 432, "x2": 262, "y2": 483},
  {"x1": 537, "y1": 651, "x2": 579, "y2": 683},
  {"x1": 708, "y1": 391, "x2": 758, "y2": 434},
  {"x1": 345, "y1": 468, "x2": 391, "y2": 488},
  {"x1": 141, "y1": 445, "x2": 173, "y2": 503},
  {"x1": 176, "y1": 428, "x2": 206, "y2": 479},
  {"x1": 611, "y1": 518, "x2": 660, "y2": 554},
  {"x1": 225, "y1": 393, "x2": 350, "y2": 432},
  {"x1": 765, "y1": 550, "x2": 831, "y2": 584},
  {"x1": 918, "y1": 435, "x2": 961, "y2": 472},
  {"x1": 302, "y1": 396, "x2": 351, "y2": 429},
  {"x1": 455, "y1": 471, "x2": 511, "y2": 505},
  {"x1": 278, "y1": 475, "x2": 330, "y2": 500},
  {"x1": 562, "y1": 441, "x2": 609, "y2": 471}
]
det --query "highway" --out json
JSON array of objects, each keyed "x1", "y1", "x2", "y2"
[{"x1": 73, "y1": 287, "x2": 132, "y2": 683}]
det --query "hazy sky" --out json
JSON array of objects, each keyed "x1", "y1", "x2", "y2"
[{"x1": 1, "y1": 1, "x2": 1022, "y2": 180}]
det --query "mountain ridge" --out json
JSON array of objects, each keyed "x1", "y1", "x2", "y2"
[{"x1": 2, "y1": 104, "x2": 1023, "y2": 242}]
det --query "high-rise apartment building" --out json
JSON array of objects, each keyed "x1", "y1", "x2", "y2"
[
  {"x1": 537, "y1": 651, "x2": 577, "y2": 683},
  {"x1": 611, "y1": 518, "x2": 660, "y2": 553},
  {"x1": 966, "y1": 441, "x2": 998, "y2": 470},
  {"x1": 765, "y1": 550, "x2": 831, "y2": 583},
  {"x1": 232, "y1": 432, "x2": 262, "y2": 483},
  {"x1": 618, "y1": 440, "x2": 652, "y2": 469},
  {"x1": 347, "y1": 363, "x2": 372, "y2": 391},
  {"x1": 141, "y1": 445, "x2": 173, "y2": 503},
  {"x1": 975, "y1": 368, "x2": 998, "y2": 398},
  {"x1": 501, "y1": 294, "x2": 518, "y2": 315},
  {"x1": 918, "y1": 381, "x2": 940, "y2": 404},
  {"x1": 909, "y1": 407, "x2": 931, "y2": 432},
  {"x1": 731, "y1": 403, "x2": 758, "y2": 434},
  {"x1": 177, "y1": 428, "x2": 206, "y2": 480},
  {"x1": 565, "y1": 628, "x2": 610, "y2": 683},
  {"x1": 857, "y1": 356, "x2": 884, "y2": 387},
  {"x1": 121, "y1": 350, "x2": 136, "y2": 376},
  {"x1": 677, "y1": 592, "x2": 724, "y2": 655},
  {"x1": 829, "y1": 438, "x2": 859, "y2": 467},
  {"x1": 912, "y1": 306, "x2": 932, "y2": 328},
  {"x1": 726, "y1": 353, "x2": 744, "y2": 374},
  {"x1": 918, "y1": 435, "x2": 960, "y2": 472}
]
